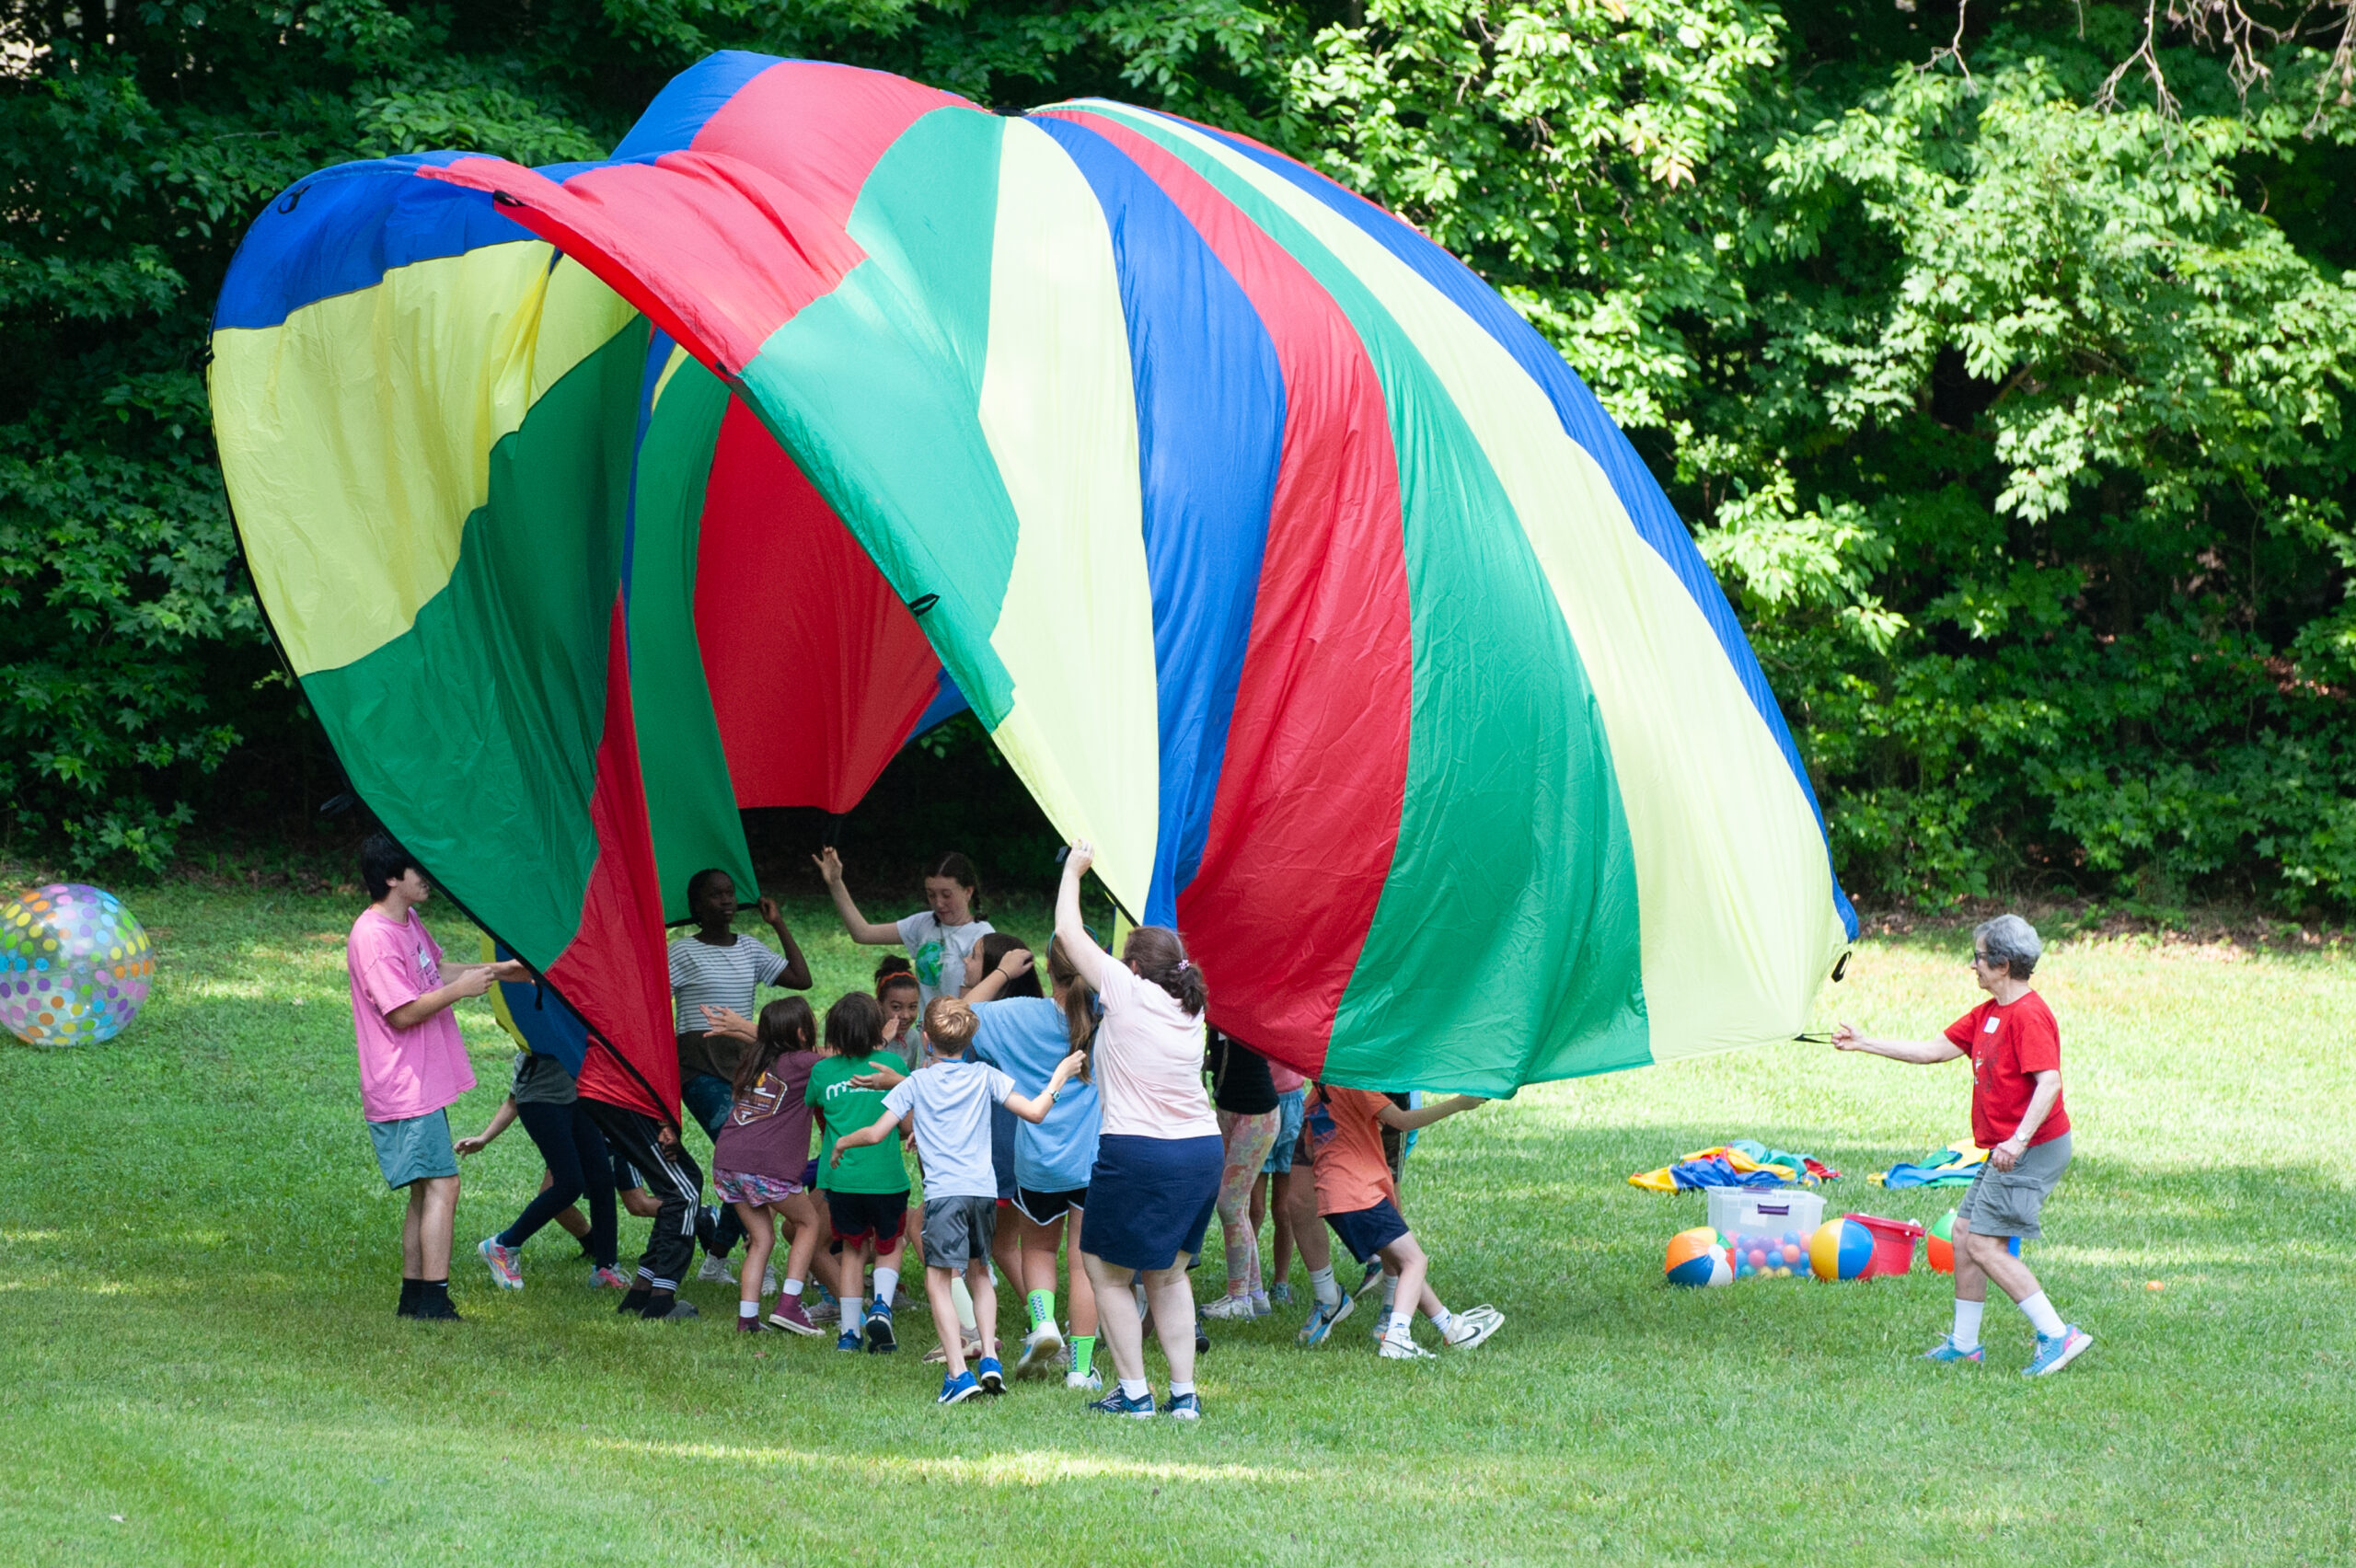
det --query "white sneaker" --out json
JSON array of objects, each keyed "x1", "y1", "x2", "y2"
[
  {"x1": 696, "y1": 1255, "x2": 737, "y2": 1285},
  {"x1": 1444, "y1": 1305, "x2": 1505, "y2": 1351},
  {"x1": 1066, "y1": 1368, "x2": 1103, "y2": 1391},
  {"x1": 1200, "y1": 1292, "x2": 1257, "y2": 1321},
  {"x1": 1379, "y1": 1326, "x2": 1436, "y2": 1360},
  {"x1": 1017, "y1": 1321, "x2": 1064, "y2": 1378}
]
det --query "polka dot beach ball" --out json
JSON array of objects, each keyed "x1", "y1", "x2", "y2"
[{"x1": 0, "y1": 883, "x2": 155, "y2": 1046}]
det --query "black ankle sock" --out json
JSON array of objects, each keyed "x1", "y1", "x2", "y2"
[
  {"x1": 642, "y1": 1289, "x2": 676, "y2": 1317},
  {"x1": 618, "y1": 1286, "x2": 651, "y2": 1314},
  {"x1": 398, "y1": 1277, "x2": 422, "y2": 1316},
  {"x1": 421, "y1": 1279, "x2": 450, "y2": 1307}
]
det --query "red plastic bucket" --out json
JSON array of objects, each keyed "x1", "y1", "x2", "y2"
[{"x1": 1846, "y1": 1214, "x2": 1925, "y2": 1278}]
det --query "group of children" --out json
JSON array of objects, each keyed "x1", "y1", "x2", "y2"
[{"x1": 346, "y1": 832, "x2": 1507, "y2": 1413}]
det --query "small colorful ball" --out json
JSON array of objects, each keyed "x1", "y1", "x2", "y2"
[
  {"x1": 1666, "y1": 1227, "x2": 1733, "y2": 1287},
  {"x1": 1808, "y1": 1217, "x2": 1877, "y2": 1282},
  {"x1": 0, "y1": 883, "x2": 154, "y2": 1047},
  {"x1": 1926, "y1": 1208, "x2": 2017, "y2": 1272}
]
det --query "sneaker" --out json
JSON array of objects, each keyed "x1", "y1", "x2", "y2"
[
  {"x1": 923, "y1": 1336, "x2": 985, "y2": 1366},
  {"x1": 938, "y1": 1371, "x2": 982, "y2": 1406},
  {"x1": 1251, "y1": 1290, "x2": 1272, "y2": 1318},
  {"x1": 976, "y1": 1356, "x2": 1005, "y2": 1394},
  {"x1": 1086, "y1": 1388, "x2": 1157, "y2": 1419},
  {"x1": 696, "y1": 1254, "x2": 737, "y2": 1285},
  {"x1": 1017, "y1": 1321, "x2": 1064, "y2": 1378},
  {"x1": 836, "y1": 1328, "x2": 863, "y2": 1353},
  {"x1": 806, "y1": 1297, "x2": 840, "y2": 1325},
  {"x1": 1161, "y1": 1390, "x2": 1202, "y2": 1420},
  {"x1": 865, "y1": 1303, "x2": 897, "y2": 1354},
  {"x1": 734, "y1": 1315, "x2": 764, "y2": 1334},
  {"x1": 1379, "y1": 1327, "x2": 1435, "y2": 1361},
  {"x1": 1443, "y1": 1305, "x2": 1505, "y2": 1352},
  {"x1": 1066, "y1": 1368, "x2": 1103, "y2": 1392},
  {"x1": 647, "y1": 1299, "x2": 700, "y2": 1322},
  {"x1": 2023, "y1": 1326, "x2": 2093, "y2": 1378},
  {"x1": 476, "y1": 1238, "x2": 524, "y2": 1291},
  {"x1": 1922, "y1": 1334, "x2": 1984, "y2": 1365},
  {"x1": 1356, "y1": 1261, "x2": 1386, "y2": 1297},
  {"x1": 1200, "y1": 1292, "x2": 1257, "y2": 1322},
  {"x1": 1299, "y1": 1294, "x2": 1355, "y2": 1347},
  {"x1": 587, "y1": 1265, "x2": 630, "y2": 1291},
  {"x1": 1267, "y1": 1282, "x2": 1293, "y2": 1307},
  {"x1": 767, "y1": 1297, "x2": 820, "y2": 1336},
  {"x1": 410, "y1": 1297, "x2": 462, "y2": 1322},
  {"x1": 810, "y1": 1279, "x2": 837, "y2": 1309}
]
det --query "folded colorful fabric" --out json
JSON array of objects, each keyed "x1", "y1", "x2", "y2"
[
  {"x1": 1870, "y1": 1145, "x2": 1988, "y2": 1188},
  {"x1": 1627, "y1": 1140, "x2": 1842, "y2": 1193}
]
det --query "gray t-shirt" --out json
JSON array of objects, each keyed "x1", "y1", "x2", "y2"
[
  {"x1": 883, "y1": 1055, "x2": 1016, "y2": 1202},
  {"x1": 892, "y1": 912, "x2": 993, "y2": 1007},
  {"x1": 510, "y1": 1050, "x2": 576, "y2": 1106}
]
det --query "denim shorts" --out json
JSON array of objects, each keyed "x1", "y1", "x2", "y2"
[{"x1": 1263, "y1": 1087, "x2": 1307, "y2": 1174}]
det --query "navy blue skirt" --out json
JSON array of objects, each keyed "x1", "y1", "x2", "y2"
[{"x1": 1083, "y1": 1133, "x2": 1223, "y2": 1273}]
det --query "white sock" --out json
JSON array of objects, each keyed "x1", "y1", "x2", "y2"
[
  {"x1": 1386, "y1": 1309, "x2": 1412, "y2": 1340},
  {"x1": 738, "y1": 1299, "x2": 760, "y2": 1320},
  {"x1": 951, "y1": 1277, "x2": 978, "y2": 1332},
  {"x1": 2018, "y1": 1291, "x2": 2065, "y2": 1339},
  {"x1": 873, "y1": 1266, "x2": 900, "y2": 1309},
  {"x1": 781, "y1": 1277, "x2": 804, "y2": 1298},
  {"x1": 1168, "y1": 1379, "x2": 1194, "y2": 1397},
  {"x1": 1951, "y1": 1297, "x2": 1984, "y2": 1352},
  {"x1": 1119, "y1": 1378, "x2": 1150, "y2": 1401},
  {"x1": 1427, "y1": 1308, "x2": 1453, "y2": 1336},
  {"x1": 1309, "y1": 1266, "x2": 1339, "y2": 1308}
]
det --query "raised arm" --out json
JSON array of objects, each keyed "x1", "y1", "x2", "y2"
[
  {"x1": 1003, "y1": 1051, "x2": 1088, "y2": 1124},
  {"x1": 813, "y1": 847, "x2": 903, "y2": 946},
  {"x1": 758, "y1": 897, "x2": 814, "y2": 989},
  {"x1": 963, "y1": 946, "x2": 1034, "y2": 1005},
  {"x1": 828, "y1": 1107, "x2": 906, "y2": 1164},
  {"x1": 1054, "y1": 840, "x2": 1112, "y2": 990},
  {"x1": 1376, "y1": 1093, "x2": 1486, "y2": 1132},
  {"x1": 1831, "y1": 1023, "x2": 1967, "y2": 1065}
]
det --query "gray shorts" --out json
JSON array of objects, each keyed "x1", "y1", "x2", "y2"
[
  {"x1": 368, "y1": 1108, "x2": 457, "y2": 1190},
  {"x1": 1956, "y1": 1131, "x2": 2071, "y2": 1240},
  {"x1": 921, "y1": 1194, "x2": 999, "y2": 1268}
]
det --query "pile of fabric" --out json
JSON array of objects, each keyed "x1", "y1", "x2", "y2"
[
  {"x1": 1869, "y1": 1146, "x2": 1988, "y2": 1188},
  {"x1": 1627, "y1": 1139, "x2": 1841, "y2": 1193}
]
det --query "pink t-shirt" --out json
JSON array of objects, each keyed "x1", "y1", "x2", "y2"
[
  {"x1": 1091, "y1": 958, "x2": 1218, "y2": 1140},
  {"x1": 347, "y1": 907, "x2": 476, "y2": 1122}
]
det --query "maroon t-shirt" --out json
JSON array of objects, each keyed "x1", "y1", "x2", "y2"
[
  {"x1": 1943, "y1": 992, "x2": 2070, "y2": 1148},
  {"x1": 711, "y1": 1051, "x2": 822, "y2": 1182}
]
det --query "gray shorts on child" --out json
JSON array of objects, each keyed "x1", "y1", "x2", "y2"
[
  {"x1": 368, "y1": 1108, "x2": 458, "y2": 1190},
  {"x1": 921, "y1": 1194, "x2": 998, "y2": 1268},
  {"x1": 1955, "y1": 1131, "x2": 2071, "y2": 1240}
]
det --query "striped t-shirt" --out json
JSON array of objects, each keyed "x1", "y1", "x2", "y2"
[{"x1": 666, "y1": 935, "x2": 788, "y2": 1033}]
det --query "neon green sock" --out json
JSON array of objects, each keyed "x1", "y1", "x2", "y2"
[
  {"x1": 1071, "y1": 1335, "x2": 1096, "y2": 1378},
  {"x1": 1027, "y1": 1288, "x2": 1055, "y2": 1331}
]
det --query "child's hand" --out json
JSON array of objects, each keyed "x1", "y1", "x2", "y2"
[
  {"x1": 701, "y1": 1003, "x2": 756, "y2": 1041},
  {"x1": 758, "y1": 896, "x2": 786, "y2": 927},
  {"x1": 828, "y1": 1145, "x2": 846, "y2": 1169},
  {"x1": 813, "y1": 847, "x2": 845, "y2": 885},
  {"x1": 455, "y1": 1135, "x2": 489, "y2": 1157},
  {"x1": 487, "y1": 959, "x2": 529, "y2": 984},
  {"x1": 998, "y1": 948, "x2": 1035, "y2": 981},
  {"x1": 450, "y1": 967, "x2": 499, "y2": 1000},
  {"x1": 1064, "y1": 838, "x2": 1094, "y2": 878},
  {"x1": 1053, "y1": 1050, "x2": 1087, "y2": 1081}
]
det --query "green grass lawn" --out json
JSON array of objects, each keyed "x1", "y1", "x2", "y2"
[{"x1": 0, "y1": 882, "x2": 2350, "y2": 1565}]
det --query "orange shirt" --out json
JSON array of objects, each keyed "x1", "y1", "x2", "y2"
[{"x1": 1306, "y1": 1085, "x2": 1396, "y2": 1216}]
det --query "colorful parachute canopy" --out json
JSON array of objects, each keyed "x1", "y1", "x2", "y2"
[{"x1": 210, "y1": 52, "x2": 1856, "y2": 1114}]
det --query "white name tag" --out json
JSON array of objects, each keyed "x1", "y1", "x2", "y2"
[{"x1": 1984, "y1": 1017, "x2": 2002, "y2": 1034}]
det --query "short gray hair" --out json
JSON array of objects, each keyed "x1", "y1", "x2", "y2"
[{"x1": 1973, "y1": 914, "x2": 2042, "y2": 979}]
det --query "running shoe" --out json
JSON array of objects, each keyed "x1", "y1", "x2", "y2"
[
  {"x1": 976, "y1": 1355, "x2": 1005, "y2": 1394},
  {"x1": 2023, "y1": 1326, "x2": 2093, "y2": 1377},
  {"x1": 1922, "y1": 1334, "x2": 1984, "y2": 1364},
  {"x1": 1065, "y1": 1368, "x2": 1103, "y2": 1392},
  {"x1": 410, "y1": 1296, "x2": 462, "y2": 1322},
  {"x1": 587, "y1": 1265, "x2": 630, "y2": 1291},
  {"x1": 836, "y1": 1328, "x2": 863, "y2": 1353},
  {"x1": 696, "y1": 1254, "x2": 737, "y2": 1285},
  {"x1": 806, "y1": 1297, "x2": 840, "y2": 1326},
  {"x1": 767, "y1": 1297, "x2": 820, "y2": 1336},
  {"x1": 476, "y1": 1237, "x2": 523, "y2": 1291},
  {"x1": 1200, "y1": 1292, "x2": 1257, "y2": 1322},
  {"x1": 865, "y1": 1302, "x2": 897, "y2": 1354},
  {"x1": 1267, "y1": 1282, "x2": 1293, "y2": 1307},
  {"x1": 1161, "y1": 1390, "x2": 1202, "y2": 1420},
  {"x1": 1298, "y1": 1294, "x2": 1355, "y2": 1347},
  {"x1": 923, "y1": 1336, "x2": 983, "y2": 1366},
  {"x1": 1379, "y1": 1326, "x2": 1434, "y2": 1361},
  {"x1": 646, "y1": 1299, "x2": 699, "y2": 1322},
  {"x1": 1017, "y1": 1321, "x2": 1064, "y2": 1378},
  {"x1": 938, "y1": 1371, "x2": 982, "y2": 1406},
  {"x1": 1085, "y1": 1388, "x2": 1156, "y2": 1419},
  {"x1": 1356, "y1": 1261, "x2": 1386, "y2": 1297},
  {"x1": 1251, "y1": 1290, "x2": 1272, "y2": 1319},
  {"x1": 1443, "y1": 1305, "x2": 1505, "y2": 1352}
]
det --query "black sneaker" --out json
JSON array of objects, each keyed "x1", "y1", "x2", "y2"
[
  {"x1": 410, "y1": 1297, "x2": 462, "y2": 1322},
  {"x1": 646, "y1": 1299, "x2": 699, "y2": 1322}
]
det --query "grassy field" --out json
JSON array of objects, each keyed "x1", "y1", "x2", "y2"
[{"x1": 0, "y1": 880, "x2": 2350, "y2": 1565}]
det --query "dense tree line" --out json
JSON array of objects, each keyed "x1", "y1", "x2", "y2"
[{"x1": 3, "y1": 1, "x2": 2351, "y2": 912}]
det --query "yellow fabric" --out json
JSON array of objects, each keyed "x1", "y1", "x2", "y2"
[
  {"x1": 1116, "y1": 108, "x2": 1849, "y2": 1060},
  {"x1": 210, "y1": 246, "x2": 639, "y2": 676},
  {"x1": 976, "y1": 120, "x2": 1161, "y2": 920}
]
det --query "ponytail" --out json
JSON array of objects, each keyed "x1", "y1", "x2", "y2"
[
  {"x1": 1046, "y1": 937, "x2": 1096, "y2": 1080},
  {"x1": 1121, "y1": 926, "x2": 1206, "y2": 1016}
]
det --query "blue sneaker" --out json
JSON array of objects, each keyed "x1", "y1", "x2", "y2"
[
  {"x1": 938, "y1": 1370, "x2": 982, "y2": 1405},
  {"x1": 2023, "y1": 1326, "x2": 2093, "y2": 1377},
  {"x1": 865, "y1": 1302, "x2": 896, "y2": 1354},
  {"x1": 1298, "y1": 1294, "x2": 1355, "y2": 1347},
  {"x1": 1085, "y1": 1388, "x2": 1156, "y2": 1419},
  {"x1": 1922, "y1": 1334, "x2": 1983, "y2": 1364},
  {"x1": 1160, "y1": 1390, "x2": 1202, "y2": 1420},
  {"x1": 976, "y1": 1355, "x2": 1005, "y2": 1394},
  {"x1": 836, "y1": 1328, "x2": 862, "y2": 1353},
  {"x1": 1267, "y1": 1281, "x2": 1293, "y2": 1307}
]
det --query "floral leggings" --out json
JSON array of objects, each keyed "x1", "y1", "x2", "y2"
[{"x1": 1215, "y1": 1108, "x2": 1283, "y2": 1292}]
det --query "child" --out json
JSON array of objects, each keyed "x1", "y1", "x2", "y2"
[
  {"x1": 703, "y1": 997, "x2": 826, "y2": 1334},
  {"x1": 346, "y1": 833, "x2": 522, "y2": 1320},
  {"x1": 962, "y1": 937, "x2": 1104, "y2": 1387},
  {"x1": 456, "y1": 1048, "x2": 627, "y2": 1293},
  {"x1": 815, "y1": 847, "x2": 993, "y2": 1007},
  {"x1": 1252, "y1": 1057, "x2": 1310, "y2": 1305},
  {"x1": 831, "y1": 997, "x2": 1084, "y2": 1404},
  {"x1": 1201, "y1": 1029, "x2": 1282, "y2": 1320},
  {"x1": 1299, "y1": 1082, "x2": 1504, "y2": 1359},
  {"x1": 875, "y1": 956, "x2": 923, "y2": 1048},
  {"x1": 805, "y1": 991, "x2": 912, "y2": 1352}
]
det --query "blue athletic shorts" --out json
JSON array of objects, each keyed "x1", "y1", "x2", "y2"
[
  {"x1": 368, "y1": 1108, "x2": 457, "y2": 1190},
  {"x1": 1325, "y1": 1198, "x2": 1410, "y2": 1264}
]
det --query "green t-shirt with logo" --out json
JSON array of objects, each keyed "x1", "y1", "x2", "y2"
[{"x1": 807, "y1": 1050, "x2": 911, "y2": 1193}]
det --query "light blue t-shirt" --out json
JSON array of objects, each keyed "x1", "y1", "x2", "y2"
[
  {"x1": 972, "y1": 997, "x2": 1103, "y2": 1194},
  {"x1": 883, "y1": 1055, "x2": 1014, "y2": 1202}
]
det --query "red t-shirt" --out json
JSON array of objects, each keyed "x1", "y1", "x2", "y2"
[{"x1": 1943, "y1": 991, "x2": 2070, "y2": 1148}]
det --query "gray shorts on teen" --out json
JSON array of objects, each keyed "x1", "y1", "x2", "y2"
[
  {"x1": 921, "y1": 1193, "x2": 998, "y2": 1268},
  {"x1": 1956, "y1": 1130, "x2": 2072, "y2": 1240},
  {"x1": 368, "y1": 1108, "x2": 458, "y2": 1190}
]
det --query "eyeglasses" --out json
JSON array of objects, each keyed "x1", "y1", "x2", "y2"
[{"x1": 1966, "y1": 952, "x2": 1992, "y2": 969}]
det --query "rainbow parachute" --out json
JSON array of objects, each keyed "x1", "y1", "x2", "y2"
[{"x1": 209, "y1": 53, "x2": 1855, "y2": 1115}]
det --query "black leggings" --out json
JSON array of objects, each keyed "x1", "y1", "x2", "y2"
[
  {"x1": 583, "y1": 1099, "x2": 703, "y2": 1294},
  {"x1": 498, "y1": 1101, "x2": 618, "y2": 1268}
]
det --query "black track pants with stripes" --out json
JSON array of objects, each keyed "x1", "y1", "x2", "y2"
[{"x1": 583, "y1": 1100, "x2": 703, "y2": 1293}]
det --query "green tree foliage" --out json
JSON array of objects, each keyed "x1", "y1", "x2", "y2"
[{"x1": 2, "y1": 1, "x2": 2350, "y2": 914}]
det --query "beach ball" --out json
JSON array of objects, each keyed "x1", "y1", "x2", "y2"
[
  {"x1": 0, "y1": 883, "x2": 154, "y2": 1046},
  {"x1": 1925, "y1": 1209, "x2": 2018, "y2": 1273},
  {"x1": 1666, "y1": 1228, "x2": 1732, "y2": 1288},
  {"x1": 1808, "y1": 1217, "x2": 1875, "y2": 1282}
]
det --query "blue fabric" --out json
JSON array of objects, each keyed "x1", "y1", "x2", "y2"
[
  {"x1": 491, "y1": 946, "x2": 591, "y2": 1077},
  {"x1": 970, "y1": 997, "x2": 1102, "y2": 1193},
  {"x1": 1184, "y1": 118, "x2": 1859, "y2": 942},
  {"x1": 1035, "y1": 116, "x2": 1284, "y2": 928},
  {"x1": 1669, "y1": 1156, "x2": 1787, "y2": 1192},
  {"x1": 610, "y1": 50, "x2": 780, "y2": 160},
  {"x1": 367, "y1": 1108, "x2": 456, "y2": 1189},
  {"x1": 1083, "y1": 1132, "x2": 1222, "y2": 1272},
  {"x1": 213, "y1": 157, "x2": 535, "y2": 331}
]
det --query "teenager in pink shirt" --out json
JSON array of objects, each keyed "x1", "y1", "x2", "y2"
[{"x1": 348, "y1": 834, "x2": 519, "y2": 1320}]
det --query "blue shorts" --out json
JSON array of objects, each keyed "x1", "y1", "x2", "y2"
[
  {"x1": 1325, "y1": 1198, "x2": 1410, "y2": 1264},
  {"x1": 1263, "y1": 1087, "x2": 1307, "y2": 1174},
  {"x1": 368, "y1": 1109, "x2": 457, "y2": 1190},
  {"x1": 1083, "y1": 1133, "x2": 1222, "y2": 1273}
]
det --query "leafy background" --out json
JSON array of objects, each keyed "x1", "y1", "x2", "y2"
[{"x1": 3, "y1": 0, "x2": 2352, "y2": 915}]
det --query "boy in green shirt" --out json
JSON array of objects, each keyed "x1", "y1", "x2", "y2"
[{"x1": 806, "y1": 992, "x2": 911, "y2": 1353}]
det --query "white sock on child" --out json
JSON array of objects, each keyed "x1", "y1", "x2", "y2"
[
  {"x1": 781, "y1": 1277, "x2": 804, "y2": 1298},
  {"x1": 1309, "y1": 1267, "x2": 1340, "y2": 1308},
  {"x1": 1119, "y1": 1378, "x2": 1150, "y2": 1401},
  {"x1": 1951, "y1": 1297, "x2": 1985, "y2": 1351},
  {"x1": 738, "y1": 1299, "x2": 760, "y2": 1320},
  {"x1": 1386, "y1": 1309, "x2": 1412, "y2": 1341},
  {"x1": 2018, "y1": 1291, "x2": 2066, "y2": 1339},
  {"x1": 873, "y1": 1266, "x2": 900, "y2": 1309},
  {"x1": 1427, "y1": 1309, "x2": 1453, "y2": 1336},
  {"x1": 1168, "y1": 1380, "x2": 1194, "y2": 1398}
]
